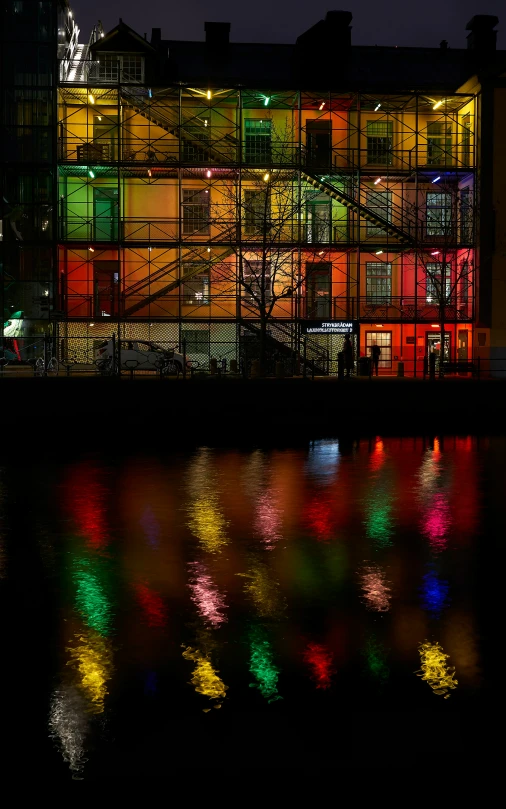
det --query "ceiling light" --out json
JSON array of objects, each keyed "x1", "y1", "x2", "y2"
[
  {"x1": 431, "y1": 324, "x2": 440, "y2": 328},
  {"x1": 263, "y1": 172, "x2": 270, "y2": 182},
  {"x1": 375, "y1": 324, "x2": 383, "y2": 327},
  {"x1": 88, "y1": 169, "x2": 95, "y2": 178},
  {"x1": 88, "y1": 246, "x2": 94, "y2": 252},
  {"x1": 375, "y1": 250, "x2": 383, "y2": 255},
  {"x1": 88, "y1": 93, "x2": 95, "y2": 104},
  {"x1": 432, "y1": 176, "x2": 441, "y2": 183},
  {"x1": 319, "y1": 101, "x2": 326, "y2": 111},
  {"x1": 264, "y1": 96, "x2": 270, "y2": 106},
  {"x1": 206, "y1": 170, "x2": 212, "y2": 178},
  {"x1": 374, "y1": 177, "x2": 381, "y2": 185},
  {"x1": 433, "y1": 100, "x2": 443, "y2": 110},
  {"x1": 375, "y1": 103, "x2": 381, "y2": 111},
  {"x1": 207, "y1": 90, "x2": 212, "y2": 100}
]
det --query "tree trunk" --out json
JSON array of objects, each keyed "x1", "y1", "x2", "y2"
[
  {"x1": 259, "y1": 316, "x2": 268, "y2": 376},
  {"x1": 439, "y1": 303, "x2": 445, "y2": 377}
]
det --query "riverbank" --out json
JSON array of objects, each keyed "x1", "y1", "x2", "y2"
[{"x1": 2, "y1": 375, "x2": 505, "y2": 444}]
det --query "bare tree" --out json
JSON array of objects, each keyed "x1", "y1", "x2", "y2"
[{"x1": 217, "y1": 122, "x2": 336, "y2": 373}]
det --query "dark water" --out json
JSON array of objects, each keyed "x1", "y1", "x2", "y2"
[{"x1": 0, "y1": 436, "x2": 499, "y2": 776}]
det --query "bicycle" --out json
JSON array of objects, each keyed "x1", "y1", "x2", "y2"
[{"x1": 34, "y1": 355, "x2": 59, "y2": 376}]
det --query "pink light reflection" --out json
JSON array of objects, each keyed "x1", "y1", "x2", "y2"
[
  {"x1": 422, "y1": 492, "x2": 452, "y2": 553},
  {"x1": 254, "y1": 490, "x2": 283, "y2": 549},
  {"x1": 359, "y1": 563, "x2": 392, "y2": 612},
  {"x1": 188, "y1": 561, "x2": 228, "y2": 628}
]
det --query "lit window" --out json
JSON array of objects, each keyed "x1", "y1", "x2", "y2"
[
  {"x1": 366, "y1": 331, "x2": 392, "y2": 368},
  {"x1": 366, "y1": 262, "x2": 392, "y2": 303}
]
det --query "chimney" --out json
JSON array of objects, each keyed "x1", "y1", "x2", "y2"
[
  {"x1": 151, "y1": 27, "x2": 161, "y2": 46},
  {"x1": 466, "y1": 15, "x2": 498, "y2": 52},
  {"x1": 205, "y1": 22, "x2": 231, "y2": 47},
  {"x1": 324, "y1": 10, "x2": 352, "y2": 48},
  {"x1": 440, "y1": 39, "x2": 448, "y2": 49}
]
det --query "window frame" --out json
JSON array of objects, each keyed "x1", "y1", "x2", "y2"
[
  {"x1": 365, "y1": 261, "x2": 392, "y2": 304},
  {"x1": 365, "y1": 189, "x2": 392, "y2": 236},
  {"x1": 366, "y1": 120, "x2": 393, "y2": 166},
  {"x1": 365, "y1": 331, "x2": 392, "y2": 369},
  {"x1": 425, "y1": 262, "x2": 452, "y2": 303},
  {"x1": 182, "y1": 188, "x2": 210, "y2": 236}
]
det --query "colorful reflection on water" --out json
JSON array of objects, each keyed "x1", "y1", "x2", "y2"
[{"x1": 0, "y1": 436, "x2": 491, "y2": 777}]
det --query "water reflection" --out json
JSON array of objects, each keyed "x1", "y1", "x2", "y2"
[
  {"x1": 66, "y1": 628, "x2": 114, "y2": 713},
  {"x1": 418, "y1": 440, "x2": 453, "y2": 553},
  {"x1": 303, "y1": 642, "x2": 335, "y2": 690},
  {"x1": 186, "y1": 449, "x2": 229, "y2": 553},
  {"x1": 416, "y1": 640, "x2": 458, "y2": 697},
  {"x1": 188, "y1": 561, "x2": 227, "y2": 628},
  {"x1": 48, "y1": 686, "x2": 91, "y2": 779},
  {"x1": 420, "y1": 565, "x2": 450, "y2": 618},
  {"x1": 182, "y1": 643, "x2": 228, "y2": 709},
  {"x1": 359, "y1": 563, "x2": 392, "y2": 612},
  {"x1": 249, "y1": 623, "x2": 282, "y2": 702},
  {"x1": 17, "y1": 435, "x2": 490, "y2": 775}
]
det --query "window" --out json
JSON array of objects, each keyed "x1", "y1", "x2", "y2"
[
  {"x1": 97, "y1": 54, "x2": 144, "y2": 83},
  {"x1": 366, "y1": 332, "x2": 392, "y2": 369},
  {"x1": 460, "y1": 187, "x2": 473, "y2": 242},
  {"x1": 461, "y1": 114, "x2": 471, "y2": 166},
  {"x1": 427, "y1": 122, "x2": 452, "y2": 166},
  {"x1": 426, "y1": 192, "x2": 452, "y2": 237},
  {"x1": 366, "y1": 121, "x2": 393, "y2": 165},
  {"x1": 244, "y1": 189, "x2": 270, "y2": 236},
  {"x1": 182, "y1": 119, "x2": 210, "y2": 163},
  {"x1": 182, "y1": 262, "x2": 209, "y2": 305},
  {"x1": 306, "y1": 199, "x2": 331, "y2": 243},
  {"x1": 182, "y1": 189, "x2": 210, "y2": 235},
  {"x1": 365, "y1": 190, "x2": 392, "y2": 235},
  {"x1": 460, "y1": 260, "x2": 470, "y2": 304},
  {"x1": 182, "y1": 329, "x2": 210, "y2": 355},
  {"x1": 366, "y1": 262, "x2": 392, "y2": 303},
  {"x1": 425, "y1": 262, "x2": 451, "y2": 303},
  {"x1": 243, "y1": 259, "x2": 271, "y2": 302},
  {"x1": 244, "y1": 120, "x2": 272, "y2": 164}
]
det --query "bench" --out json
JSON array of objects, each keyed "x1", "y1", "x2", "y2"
[{"x1": 442, "y1": 360, "x2": 480, "y2": 377}]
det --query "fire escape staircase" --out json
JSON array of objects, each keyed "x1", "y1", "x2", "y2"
[
  {"x1": 121, "y1": 89, "x2": 238, "y2": 164},
  {"x1": 239, "y1": 319, "x2": 330, "y2": 376},
  {"x1": 301, "y1": 171, "x2": 415, "y2": 245},
  {"x1": 123, "y1": 247, "x2": 234, "y2": 316}
]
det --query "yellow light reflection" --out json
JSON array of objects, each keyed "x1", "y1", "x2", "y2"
[
  {"x1": 240, "y1": 560, "x2": 283, "y2": 618},
  {"x1": 416, "y1": 640, "x2": 458, "y2": 697},
  {"x1": 187, "y1": 496, "x2": 228, "y2": 552},
  {"x1": 66, "y1": 630, "x2": 113, "y2": 713},
  {"x1": 182, "y1": 646, "x2": 228, "y2": 706}
]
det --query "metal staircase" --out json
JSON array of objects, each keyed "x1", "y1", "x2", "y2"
[
  {"x1": 121, "y1": 89, "x2": 238, "y2": 164},
  {"x1": 301, "y1": 171, "x2": 415, "y2": 245},
  {"x1": 240, "y1": 319, "x2": 330, "y2": 376},
  {"x1": 123, "y1": 248, "x2": 234, "y2": 316}
]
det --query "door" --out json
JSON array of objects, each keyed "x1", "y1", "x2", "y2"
[
  {"x1": 93, "y1": 260, "x2": 119, "y2": 317},
  {"x1": 458, "y1": 330, "x2": 468, "y2": 360},
  {"x1": 307, "y1": 121, "x2": 332, "y2": 167},
  {"x1": 307, "y1": 263, "x2": 331, "y2": 318},
  {"x1": 93, "y1": 114, "x2": 118, "y2": 161},
  {"x1": 306, "y1": 200, "x2": 331, "y2": 243},
  {"x1": 427, "y1": 332, "x2": 450, "y2": 369},
  {"x1": 93, "y1": 188, "x2": 118, "y2": 241}
]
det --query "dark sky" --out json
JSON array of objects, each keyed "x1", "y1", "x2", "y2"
[{"x1": 70, "y1": 0, "x2": 503, "y2": 50}]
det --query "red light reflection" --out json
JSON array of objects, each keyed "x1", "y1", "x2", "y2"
[
  {"x1": 134, "y1": 583, "x2": 167, "y2": 628},
  {"x1": 303, "y1": 642, "x2": 335, "y2": 689}
]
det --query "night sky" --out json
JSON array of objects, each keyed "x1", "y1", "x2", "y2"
[{"x1": 70, "y1": 0, "x2": 504, "y2": 50}]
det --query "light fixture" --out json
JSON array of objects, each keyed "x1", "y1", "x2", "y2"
[
  {"x1": 433, "y1": 100, "x2": 443, "y2": 110},
  {"x1": 207, "y1": 90, "x2": 212, "y2": 100},
  {"x1": 44, "y1": 289, "x2": 49, "y2": 297},
  {"x1": 432, "y1": 176, "x2": 441, "y2": 183},
  {"x1": 431, "y1": 250, "x2": 440, "y2": 256},
  {"x1": 318, "y1": 250, "x2": 324, "y2": 255},
  {"x1": 148, "y1": 88, "x2": 152, "y2": 98},
  {"x1": 148, "y1": 246, "x2": 153, "y2": 252},
  {"x1": 375, "y1": 324, "x2": 383, "y2": 327},
  {"x1": 97, "y1": 116, "x2": 102, "y2": 121},
  {"x1": 100, "y1": 32, "x2": 104, "y2": 38},
  {"x1": 88, "y1": 246, "x2": 95, "y2": 252},
  {"x1": 68, "y1": 10, "x2": 72, "y2": 17},
  {"x1": 431, "y1": 324, "x2": 440, "y2": 328},
  {"x1": 88, "y1": 93, "x2": 95, "y2": 104},
  {"x1": 375, "y1": 250, "x2": 383, "y2": 255},
  {"x1": 88, "y1": 169, "x2": 95, "y2": 178},
  {"x1": 264, "y1": 96, "x2": 270, "y2": 106},
  {"x1": 206, "y1": 170, "x2": 212, "y2": 178},
  {"x1": 374, "y1": 177, "x2": 381, "y2": 185},
  {"x1": 204, "y1": 189, "x2": 209, "y2": 193},
  {"x1": 207, "y1": 247, "x2": 211, "y2": 253},
  {"x1": 375, "y1": 103, "x2": 381, "y2": 111},
  {"x1": 89, "y1": 322, "x2": 94, "y2": 327},
  {"x1": 148, "y1": 168, "x2": 152, "y2": 177},
  {"x1": 204, "y1": 119, "x2": 208, "y2": 127},
  {"x1": 263, "y1": 172, "x2": 270, "y2": 182},
  {"x1": 319, "y1": 101, "x2": 326, "y2": 111}
]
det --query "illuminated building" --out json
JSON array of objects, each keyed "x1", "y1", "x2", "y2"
[{"x1": 3, "y1": 5, "x2": 506, "y2": 374}]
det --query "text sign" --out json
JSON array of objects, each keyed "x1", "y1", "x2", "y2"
[{"x1": 300, "y1": 320, "x2": 358, "y2": 335}]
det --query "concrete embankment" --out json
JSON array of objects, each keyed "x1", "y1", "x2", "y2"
[{"x1": 3, "y1": 376, "x2": 505, "y2": 445}]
